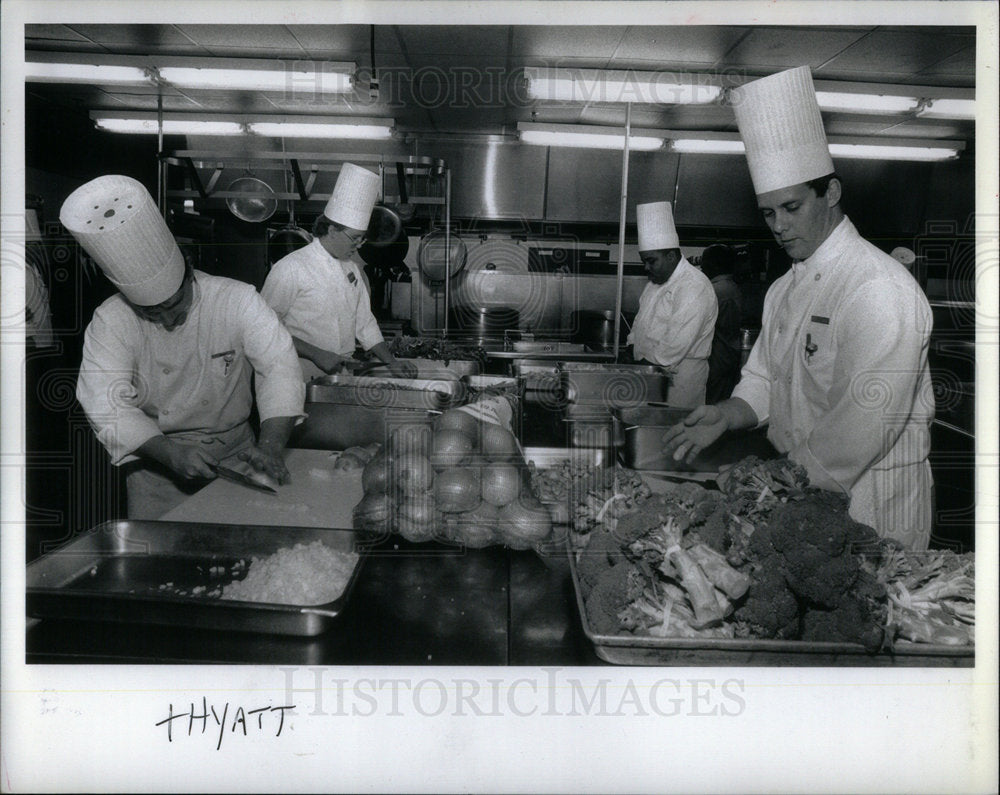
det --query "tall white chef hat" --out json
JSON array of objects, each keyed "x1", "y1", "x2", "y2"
[
  {"x1": 324, "y1": 163, "x2": 381, "y2": 231},
  {"x1": 60, "y1": 175, "x2": 184, "y2": 306},
  {"x1": 731, "y1": 66, "x2": 834, "y2": 196},
  {"x1": 636, "y1": 201, "x2": 679, "y2": 252}
]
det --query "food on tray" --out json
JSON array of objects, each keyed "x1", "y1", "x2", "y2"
[
  {"x1": 360, "y1": 336, "x2": 487, "y2": 369},
  {"x1": 221, "y1": 541, "x2": 359, "y2": 606},
  {"x1": 352, "y1": 399, "x2": 552, "y2": 549},
  {"x1": 575, "y1": 455, "x2": 975, "y2": 650}
]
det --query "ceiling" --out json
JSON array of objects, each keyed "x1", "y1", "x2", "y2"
[{"x1": 25, "y1": 24, "x2": 977, "y2": 143}]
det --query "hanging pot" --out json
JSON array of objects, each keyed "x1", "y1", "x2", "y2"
[
  {"x1": 571, "y1": 309, "x2": 628, "y2": 351},
  {"x1": 359, "y1": 205, "x2": 409, "y2": 270},
  {"x1": 226, "y1": 174, "x2": 277, "y2": 223},
  {"x1": 417, "y1": 229, "x2": 467, "y2": 282},
  {"x1": 267, "y1": 193, "x2": 312, "y2": 265}
]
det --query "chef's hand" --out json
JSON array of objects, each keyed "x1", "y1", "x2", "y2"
[
  {"x1": 662, "y1": 399, "x2": 759, "y2": 466},
  {"x1": 387, "y1": 359, "x2": 418, "y2": 379},
  {"x1": 238, "y1": 443, "x2": 291, "y2": 485},
  {"x1": 662, "y1": 405, "x2": 730, "y2": 466}
]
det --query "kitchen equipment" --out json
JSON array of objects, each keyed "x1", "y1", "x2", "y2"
[
  {"x1": 450, "y1": 306, "x2": 520, "y2": 337},
  {"x1": 394, "y1": 161, "x2": 416, "y2": 222},
  {"x1": 570, "y1": 309, "x2": 631, "y2": 351},
  {"x1": 307, "y1": 373, "x2": 462, "y2": 409},
  {"x1": 566, "y1": 541, "x2": 973, "y2": 666},
  {"x1": 26, "y1": 521, "x2": 367, "y2": 637},
  {"x1": 511, "y1": 340, "x2": 587, "y2": 354},
  {"x1": 562, "y1": 362, "x2": 670, "y2": 408},
  {"x1": 562, "y1": 405, "x2": 617, "y2": 450},
  {"x1": 739, "y1": 326, "x2": 760, "y2": 367},
  {"x1": 614, "y1": 405, "x2": 777, "y2": 472},
  {"x1": 226, "y1": 173, "x2": 277, "y2": 223},
  {"x1": 418, "y1": 229, "x2": 468, "y2": 282},
  {"x1": 212, "y1": 464, "x2": 278, "y2": 495}
]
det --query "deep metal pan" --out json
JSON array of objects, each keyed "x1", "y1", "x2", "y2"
[
  {"x1": 26, "y1": 521, "x2": 368, "y2": 637},
  {"x1": 566, "y1": 540, "x2": 973, "y2": 666}
]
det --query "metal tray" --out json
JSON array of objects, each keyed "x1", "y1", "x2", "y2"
[
  {"x1": 563, "y1": 363, "x2": 670, "y2": 408},
  {"x1": 362, "y1": 357, "x2": 482, "y2": 377},
  {"x1": 308, "y1": 373, "x2": 461, "y2": 409},
  {"x1": 566, "y1": 541, "x2": 974, "y2": 666},
  {"x1": 26, "y1": 521, "x2": 368, "y2": 637},
  {"x1": 614, "y1": 406, "x2": 777, "y2": 472},
  {"x1": 511, "y1": 341, "x2": 587, "y2": 354},
  {"x1": 292, "y1": 405, "x2": 436, "y2": 450}
]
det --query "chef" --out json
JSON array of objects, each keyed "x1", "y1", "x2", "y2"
[
  {"x1": 627, "y1": 201, "x2": 718, "y2": 408},
  {"x1": 67, "y1": 175, "x2": 305, "y2": 520},
  {"x1": 664, "y1": 66, "x2": 935, "y2": 549},
  {"x1": 262, "y1": 162, "x2": 413, "y2": 380}
]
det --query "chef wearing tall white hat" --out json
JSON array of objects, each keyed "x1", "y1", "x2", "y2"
[
  {"x1": 262, "y1": 162, "x2": 413, "y2": 380},
  {"x1": 626, "y1": 200, "x2": 718, "y2": 408},
  {"x1": 664, "y1": 66, "x2": 935, "y2": 550},
  {"x1": 66, "y1": 175, "x2": 305, "y2": 520}
]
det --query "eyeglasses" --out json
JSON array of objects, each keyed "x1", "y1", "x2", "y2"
[{"x1": 339, "y1": 228, "x2": 366, "y2": 245}]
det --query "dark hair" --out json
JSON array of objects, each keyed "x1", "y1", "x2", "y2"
[
  {"x1": 700, "y1": 244, "x2": 736, "y2": 278},
  {"x1": 312, "y1": 215, "x2": 349, "y2": 238},
  {"x1": 806, "y1": 173, "x2": 839, "y2": 198}
]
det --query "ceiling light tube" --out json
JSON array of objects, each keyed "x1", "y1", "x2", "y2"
[
  {"x1": 249, "y1": 120, "x2": 393, "y2": 139},
  {"x1": 91, "y1": 112, "x2": 245, "y2": 136},
  {"x1": 524, "y1": 67, "x2": 722, "y2": 105},
  {"x1": 26, "y1": 62, "x2": 152, "y2": 86},
  {"x1": 827, "y1": 143, "x2": 962, "y2": 161},
  {"x1": 517, "y1": 123, "x2": 665, "y2": 151},
  {"x1": 815, "y1": 91, "x2": 919, "y2": 114},
  {"x1": 158, "y1": 66, "x2": 352, "y2": 93},
  {"x1": 667, "y1": 132, "x2": 962, "y2": 161}
]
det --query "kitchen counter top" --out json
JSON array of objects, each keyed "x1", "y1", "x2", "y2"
[{"x1": 26, "y1": 448, "x2": 972, "y2": 667}]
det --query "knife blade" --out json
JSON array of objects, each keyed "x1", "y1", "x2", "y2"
[{"x1": 212, "y1": 464, "x2": 279, "y2": 495}]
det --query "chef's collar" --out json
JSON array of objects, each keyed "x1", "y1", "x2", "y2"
[{"x1": 791, "y1": 216, "x2": 853, "y2": 275}]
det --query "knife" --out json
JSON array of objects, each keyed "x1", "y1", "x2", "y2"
[{"x1": 212, "y1": 464, "x2": 279, "y2": 495}]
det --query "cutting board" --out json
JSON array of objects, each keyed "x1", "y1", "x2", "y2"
[{"x1": 161, "y1": 448, "x2": 365, "y2": 529}]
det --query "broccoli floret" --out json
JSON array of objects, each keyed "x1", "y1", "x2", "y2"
[{"x1": 584, "y1": 563, "x2": 636, "y2": 635}]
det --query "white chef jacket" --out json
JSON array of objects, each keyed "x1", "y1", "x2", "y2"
[
  {"x1": 25, "y1": 259, "x2": 55, "y2": 348},
  {"x1": 262, "y1": 239, "x2": 384, "y2": 378},
  {"x1": 732, "y1": 217, "x2": 934, "y2": 549},
  {"x1": 76, "y1": 271, "x2": 305, "y2": 467},
  {"x1": 627, "y1": 257, "x2": 718, "y2": 408}
]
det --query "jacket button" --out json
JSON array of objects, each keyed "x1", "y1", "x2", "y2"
[
  {"x1": 814, "y1": 273, "x2": 821, "y2": 281},
  {"x1": 163, "y1": 367, "x2": 171, "y2": 374},
  {"x1": 162, "y1": 409, "x2": 169, "y2": 416},
  {"x1": 201, "y1": 399, "x2": 209, "y2": 406}
]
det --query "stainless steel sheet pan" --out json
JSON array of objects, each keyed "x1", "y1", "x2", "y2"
[{"x1": 26, "y1": 521, "x2": 368, "y2": 637}]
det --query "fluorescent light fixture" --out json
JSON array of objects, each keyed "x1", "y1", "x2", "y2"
[
  {"x1": 670, "y1": 138, "x2": 746, "y2": 154},
  {"x1": 93, "y1": 116, "x2": 244, "y2": 135},
  {"x1": 158, "y1": 66, "x2": 352, "y2": 93},
  {"x1": 919, "y1": 97, "x2": 976, "y2": 120},
  {"x1": 666, "y1": 131, "x2": 962, "y2": 161},
  {"x1": 815, "y1": 91, "x2": 919, "y2": 114},
  {"x1": 249, "y1": 120, "x2": 393, "y2": 139},
  {"x1": 828, "y1": 142, "x2": 962, "y2": 161},
  {"x1": 90, "y1": 111, "x2": 394, "y2": 140},
  {"x1": 26, "y1": 62, "x2": 151, "y2": 86},
  {"x1": 517, "y1": 123, "x2": 665, "y2": 151},
  {"x1": 524, "y1": 67, "x2": 721, "y2": 105}
]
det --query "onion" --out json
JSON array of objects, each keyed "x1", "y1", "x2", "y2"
[
  {"x1": 434, "y1": 408, "x2": 481, "y2": 441},
  {"x1": 429, "y1": 428, "x2": 475, "y2": 469},
  {"x1": 449, "y1": 501, "x2": 500, "y2": 548},
  {"x1": 480, "y1": 463, "x2": 522, "y2": 507},
  {"x1": 392, "y1": 452, "x2": 434, "y2": 497},
  {"x1": 362, "y1": 450, "x2": 393, "y2": 494},
  {"x1": 352, "y1": 492, "x2": 394, "y2": 537},
  {"x1": 434, "y1": 467, "x2": 481, "y2": 513},
  {"x1": 498, "y1": 495, "x2": 553, "y2": 547},
  {"x1": 333, "y1": 452, "x2": 366, "y2": 471},
  {"x1": 389, "y1": 422, "x2": 432, "y2": 458},
  {"x1": 397, "y1": 494, "x2": 438, "y2": 542},
  {"x1": 479, "y1": 422, "x2": 519, "y2": 459}
]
